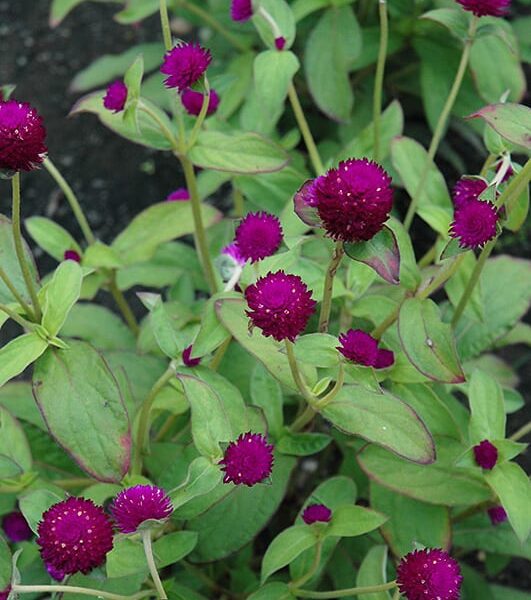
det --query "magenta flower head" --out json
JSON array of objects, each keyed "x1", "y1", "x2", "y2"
[
  {"x1": 2, "y1": 510, "x2": 32, "y2": 542},
  {"x1": 302, "y1": 504, "x2": 332, "y2": 525},
  {"x1": 488, "y1": 505, "x2": 507, "y2": 526},
  {"x1": 456, "y1": 0, "x2": 510, "y2": 17},
  {"x1": 275, "y1": 37, "x2": 286, "y2": 50},
  {"x1": 452, "y1": 177, "x2": 487, "y2": 209},
  {"x1": 182, "y1": 344, "x2": 201, "y2": 367},
  {"x1": 235, "y1": 211, "x2": 283, "y2": 263},
  {"x1": 0, "y1": 100, "x2": 47, "y2": 172},
  {"x1": 181, "y1": 88, "x2": 220, "y2": 117},
  {"x1": 166, "y1": 187, "x2": 190, "y2": 201},
  {"x1": 222, "y1": 242, "x2": 246, "y2": 267},
  {"x1": 110, "y1": 485, "x2": 173, "y2": 534},
  {"x1": 161, "y1": 42, "x2": 212, "y2": 91},
  {"x1": 450, "y1": 199, "x2": 498, "y2": 249},
  {"x1": 231, "y1": 0, "x2": 253, "y2": 21},
  {"x1": 473, "y1": 439, "x2": 498, "y2": 470},
  {"x1": 37, "y1": 497, "x2": 114, "y2": 575},
  {"x1": 103, "y1": 80, "x2": 128, "y2": 113},
  {"x1": 0, "y1": 586, "x2": 10, "y2": 600},
  {"x1": 63, "y1": 249, "x2": 81, "y2": 263},
  {"x1": 220, "y1": 432, "x2": 274, "y2": 486},
  {"x1": 245, "y1": 271, "x2": 316, "y2": 342},
  {"x1": 46, "y1": 562, "x2": 66, "y2": 582},
  {"x1": 337, "y1": 329, "x2": 395, "y2": 369},
  {"x1": 314, "y1": 158, "x2": 393, "y2": 242},
  {"x1": 397, "y1": 548, "x2": 463, "y2": 600}
]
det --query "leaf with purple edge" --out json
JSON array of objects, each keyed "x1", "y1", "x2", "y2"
[
  {"x1": 293, "y1": 179, "x2": 321, "y2": 227},
  {"x1": 398, "y1": 298, "x2": 465, "y2": 384},
  {"x1": 467, "y1": 103, "x2": 531, "y2": 151},
  {"x1": 344, "y1": 226, "x2": 400, "y2": 285}
]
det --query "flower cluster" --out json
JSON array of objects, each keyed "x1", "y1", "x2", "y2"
[
  {"x1": 235, "y1": 211, "x2": 283, "y2": 263},
  {"x1": 161, "y1": 42, "x2": 212, "y2": 91},
  {"x1": 457, "y1": 0, "x2": 511, "y2": 17},
  {"x1": 337, "y1": 329, "x2": 394, "y2": 368},
  {"x1": 231, "y1": 0, "x2": 253, "y2": 21},
  {"x1": 302, "y1": 504, "x2": 332, "y2": 525},
  {"x1": 220, "y1": 432, "x2": 274, "y2": 486},
  {"x1": 111, "y1": 485, "x2": 173, "y2": 533},
  {"x1": 103, "y1": 80, "x2": 127, "y2": 113},
  {"x1": 166, "y1": 187, "x2": 190, "y2": 201},
  {"x1": 449, "y1": 198, "x2": 499, "y2": 249},
  {"x1": 181, "y1": 88, "x2": 220, "y2": 117},
  {"x1": 473, "y1": 439, "x2": 498, "y2": 470}
]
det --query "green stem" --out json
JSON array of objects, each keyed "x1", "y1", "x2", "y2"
[
  {"x1": 290, "y1": 541, "x2": 323, "y2": 590},
  {"x1": 315, "y1": 363, "x2": 345, "y2": 409},
  {"x1": 286, "y1": 339, "x2": 317, "y2": 432},
  {"x1": 290, "y1": 404, "x2": 317, "y2": 434},
  {"x1": 108, "y1": 272, "x2": 140, "y2": 335},
  {"x1": 318, "y1": 241, "x2": 344, "y2": 333},
  {"x1": 294, "y1": 580, "x2": 397, "y2": 599},
  {"x1": 287, "y1": 83, "x2": 324, "y2": 176},
  {"x1": 180, "y1": 156, "x2": 218, "y2": 294},
  {"x1": 417, "y1": 253, "x2": 466, "y2": 300},
  {"x1": 53, "y1": 477, "x2": 93, "y2": 488},
  {"x1": 232, "y1": 184, "x2": 244, "y2": 217},
  {"x1": 139, "y1": 102, "x2": 179, "y2": 151},
  {"x1": 210, "y1": 337, "x2": 231, "y2": 371},
  {"x1": 509, "y1": 420, "x2": 531, "y2": 442},
  {"x1": 0, "y1": 265, "x2": 34, "y2": 318},
  {"x1": 142, "y1": 529, "x2": 167, "y2": 600},
  {"x1": 373, "y1": 0, "x2": 388, "y2": 163},
  {"x1": 133, "y1": 367, "x2": 175, "y2": 474},
  {"x1": 44, "y1": 158, "x2": 95, "y2": 245},
  {"x1": 403, "y1": 16, "x2": 478, "y2": 231},
  {"x1": 11, "y1": 173, "x2": 41, "y2": 322},
  {"x1": 186, "y1": 78, "x2": 211, "y2": 150},
  {"x1": 159, "y1": 0, "x2": 173, "y2": 51},
  {"x1": 13, "y1": 585, "x2": 153, "y2": 600},
  {"x1": 0, "y1": 303, "x2": 36, "y2": 331},
  {"x1": 177, "y1": 0, "x2": 248, "y2": 52}
]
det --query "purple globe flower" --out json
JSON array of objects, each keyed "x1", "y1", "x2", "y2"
[
  {"x1": 0, "y1": 99, "x2": 47, "y2": 172},
  {"x1": 222, "y1": 242, "x2": 246, "y2": 267},
  {"x1": 181, "y1": 88, "x2": 220, "y2": 117},
  {"x1": 275, "y1": 37, "x2": 286, "y2": 50},
  {"x1": 452, "y1": 177, "x2": 488, "y2": 209},
  {"x1": 37, "y1": 497, "x2": 114, "y2": 575},
  {"x1": 166, "y1": 187, "x2": 190, "y2": 201},
  {"x1": 46, "y1": 562, "x2": 66, "y2": 581},
  {"x1": 337, "y1": 329, "x2": 394, "y2": 369},
  {"x1": 302, "y1": 504, "x2": 332, "y2": 525},
  {"x1": 488, "y1": 506, "x2": 508, "y2": 526},
  {"x1": 456, "y1": 0, "x2": 510, "y2": 17},
  {"x1": 314, "y1": 158, "x2": 393, "y2": 242},
  {"x1": 2, "y1": 510, "x2": 32, "y2": 542},
  {"x1": 63, "y1": 249, "x2": 81, "y2": 263},
  {"x1": 397, "y1": 548, "x2": 463, "y2": 600},
  {"x1": 110, "y1": 485, "x2": 173, "y2": 534},
  {"x1": 103, "y1": 80, "x2": 128, "y2": 113},
  {"x1": 473, "y1": 439, "x2": 498, "y2": 470},
  {"x1": 231, "y1": 0, "x2": 253, "y2": 21},
  {"x1": 161, "y1": 42, "x2": 212, "y2": 91},
  {"x1": 182, "y1": 344, "x2": 201, "y2": 367},
  {"x1": 245, "y1": 271, "x2": 316, "y2": 342},
  {"x1": 220, "y1": 432, "x2": 274, "y2": 486},
  {"x1": 450, "y1": 199, "x2": 498, "y2": 249},
  {"x1": 235, "y1": 211, "x2": 283, "y2": 263}
]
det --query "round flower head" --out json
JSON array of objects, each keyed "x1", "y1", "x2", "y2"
[
  {"x1": 452, "y1": 177, "x2": 487, "y2": 210},
  {"x1": 64, "y1": 249, "x2": 81, "y2": 263},
  {"x1": 220, "y1": 432, "x2": 274, "y2": 486},
  {"x1": 181, "y1": 88, "x2": 220, "y2": 117},
  {"x1": 231, "y1": 0, "x2": 253, "y2": 21},
  {"x1": 37, "y1": 497, "x2": 113, "y2": 575},
  {"x1": 450, "y1": 199, "x2": 498, "y2": 249},
  {"x1": 245, "y1": 271, "x2": 316, "y2": 342},
  {"x1": 314, "y1": 158, "x2": 393, "y2": 242},
  {"x1": 235, "y1": 211, "x2": 283, "y2": 263},
  {"x1": 182, "y1": 344, "x2": 201, "y2": 367},
  {"x1": 111, "y1": 485, "x2": 173, "y2": 534},
  {"x1": 161, "y1": 42, "x2": 212, "y2": 91},
  {"x1": 397, "y1": 548, "x2": 463, "y2": 600},
  {"x1": 275, "y1": 37, "x2": 286, "y2": 50},
  {"x1": 0, "y1": 100, "x2": 47, "y2": 172},
  {"x1": 46, "y1": 562, "x2": 66, "y2": 582},
  {"x1": 473, "y1": 439, "x2": 498, "y2": 470},
  {"x1": 337, "y1": 329, "x2": 394, "y2": 369},
  {"x1": 2, "y1": 510, "x2": 32, "y2": 542},
  {"x1": 488, "y1": 505, "x2": 507, "y2": 526},
  {"x1": 103, "y1": 80, "x2": 127, "y2": 113},
  {"x1": 456, "y1": 0, "x2": 510, "y2": 17},
  {"x1": 302, "y1": 504, "x2": 332, "y2": 525},
  {"x1": 166, "y1": 187, "x2": 190, "y2": 201}
]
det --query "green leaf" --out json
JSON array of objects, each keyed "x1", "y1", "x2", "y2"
[
  {"x1": 111, "y1": 201, "x2": 221, "y2": 265},
  {"x1": 0, "y1": 536, "x2": 10, "y2": 590},
  {"x1": 0, "y1": 382, "x2": 46, "y2": 430},
  {"x1": 170, "y1": 456, "x2": 222, "y2": 512},
  {"x1": 25, "y1": 216, "x2": 81, "y2": 261},
  {"x1": 49, "y1": 0, "x2": 94, "y2": 27},
  {"x1": 304, "y1": 6, "x2": 361, "y2": 121},
  {"x1": 0, "y1": 406, "x2": 32, "y2": 475},
  {"x1": 42, "y1": 260, "x2": 83, "y2": 337},
  {"x1": 123, "y1": 54, "x2": 143, "y2": 101},
  {"x1": 398, "y1": 298, "x2": 465, "y2": 383},
  {"x1": 358, "y1": 444, "x2": 492, "y2": 506},
  {"x1": 33, "y1": 341, "x2": 131, "y2": 482},
  {"x1": 19, "y1": 488, "x2": 64, "y2": 534},
  {"x1": 445, "y1": 251, "x2": 484, "y2": 322},
  {"x1": 261, "y1": 525, "x2": 317, "y2": 583},
  {"x1": 420, "y1": 8, "x2": 470, "y2": 41},
  {"x1": 114, "y1": 0, "x2": 159, "y2": 25},
  {"x1": 216, "y1": 297, "x2": 317, "y2": 393},
  {"x1": 153, "y1": 531, "x2": 198, "y2": 568},
  {"x1": 150, "y1": 299, "x2": 188, "y2": 359},
  {"x1": 485, "y1": 462, "x2": 531, "y2": 542},
  {"x1": 371, "y1": 483, "x2": 451, "y2": 556},
  {"x1": 252, "y1": 0, "x2": 296, "y2": 49},
  {"x1": 83, "y1": 242, "x2": 123, "y2": 269},
  {"x1": 467, "y1": 103, "x2": 531, "y2": 151},
  {"x1": 467, "y1": 370, "x2": 506, "y2": 443},
  {"x1": 391, "y1": 137, "x2": 453, "y2": 235},
  {"x1": 321, "y1": 385, "x2": 435, "y2": 464},
  {"x1": 250, "y1": 363, "x2": 284, "y2": 438},
  {"x1": 106, "y1": 538, "x2": 147, "y2": 578},
  {"x1": 277, "y1": 431, "x2": 332, "y2": 456},
  {"x1": 356, "y1": 545, "x2": 391, "y2": 600},
  {"x1": 344, "y1": 226, "x2": 400, "y2": 285},
  {"x1": 189, "y1": 131, "x2": 289, "y2": 175},
  {"x1": 326, "y1": 505, "x2": 387, "y2": 538},
  {"x1": 0, "y1": 334, "x2": 48, "y2": 388},
  {"x1": 248, "y1": 583, "x2": 294, "y2": 600},
  {"x1": 191, "y1": 294, "x2": 231, "y2": 357},
  {"x1": 292, "y1": 333, "x2": 339, "y2": 368}
]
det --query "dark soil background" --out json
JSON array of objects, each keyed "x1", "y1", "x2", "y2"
[{"x1": 1, "y1": 0, "x2": 530, "y2": 594}]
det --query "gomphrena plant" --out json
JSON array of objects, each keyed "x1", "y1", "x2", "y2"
[{"x1": 0, "y1": 0, "x2": 530, "y2": 598}]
